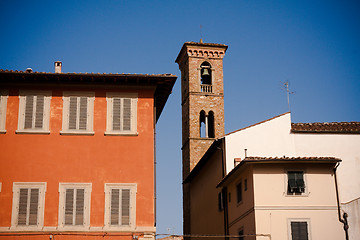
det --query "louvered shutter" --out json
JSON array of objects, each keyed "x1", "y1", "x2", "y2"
[
  {"x1": 64, "y1": 189, "x2": 74, "y2": 225},
  {"x1": 24, "y1": 95, "x2": 34, "y2": 129},
  {"x1": 291, "y1": 221, "x2": 308, "y2": 240},
  {"x1": 123, "y1": 99, "x2": 131, "y2": 131},
  {"x1": 110, "y1": 189, "x2": 120, "y2": 225},
  {"x1": 69, "y1": 97, "x2": 77, "y2": 130},
  {"x1": 34, "y1": 96, "x2": 44, "y2": 128},
  {"x1": 79, "y1": 97, "x2": 88, "y2": 130},
  {"x1": 28, "y1": 189, "x2": 39, "y2": 225},
  {"x1": 121, "y1": 189, "x2": 130, "y2": 225},
  {"x1": 17, "y1": 188, "x2": 28, "y2": 225},
  {"x1": 75, "y1": 189, "x2": 85, "y2": 225},
  {"x1": 112, "y1": 98, "x2": 121, "y2": 131}
]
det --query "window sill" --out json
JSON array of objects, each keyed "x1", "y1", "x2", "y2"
[
  {"x1": 105, "y1": 131, "x2": 138, "y2": 136},
  {"x1": 60, "y1": 131, "x2": 95, "y2": 136},
  {"x1": 9, "y1": 226, "x2": 43, "y2": 231},
  {"x1": 15, "y1": 130, "x2": 50, "y2": 134},
  {"x1": 57, "y1": 225, "x2": 90, "y2": 231},
  {"x1": 103, "y1": 225, "x2": 135, "y2": 231}
]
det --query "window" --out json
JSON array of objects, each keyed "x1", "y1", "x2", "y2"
[
  {"x1": 287, "y1": 171, "x2": 305, "y2": 195},
  {"x1": 0, "y1": 90, "x2": 8, "y2": 133},
  {"x1": 200, "y1": 61, "x2": 212, "y2": 92},
  {"x1": 289, "y1": 220, "x2": 310, "y2": 240},
  {"x1": 58, "y1": 183, "x2": 92, "y2": 229},
  {"x1": 244, "y1": 179, "x2": 248, "y2": 191},
  {"x1": 61, "y1": 92, "x2": 95, "y2": 135},
  {"x1": 17, "y1": 90, "x2": 51, "y2": 133},
  {"x1": 11, "y1": 182, "x2": 46, "y2": 229},
  {"x1": 238, "y1": 228, "x2": 244, "y2": 240},
  {"x1": 199, "y1": 110, "x2": 215, "y2": 138},
  {"x1": 218, "y1": 191, "x2": 224, "y2": 211},
  {"x1": 236, "y1": 182, "x2": 242, "y2": 204},
  {"x1": 104, "y1": 183, "x2": 137, "y2": 229},
  {"x1": 105, "y1": 93, "x2": 137, "y2": 135}
]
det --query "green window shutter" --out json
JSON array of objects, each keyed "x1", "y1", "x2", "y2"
[
  {"x1": 75, "y1": 189, "x2": 85, "y2": 225},
  {"x1": 28, "y1": 189, "x2": 39, "y2": 225},
  {"x1": 79, "y1": 97, "x2": 88, "y2": 130},
  {"x1": 17, "y1": 188, "x2": 28, "y2": 225},
  {"x1": 64, "y1": 189, "x2": 74, "y2": 225},
  {"x1": 121, "y1": 189, "x2": 130, "y2": 225},
  {"x1": 110, "y1": 189, "x2": 120, "y2": 225},
  {"x1": 112, "y1": 98, "x2": 121, "y2": 131},
  {"x1": 24, "y1": 95, "x2": 34, "y2": 129},
  {"x1": 291, "y1": 221, "x2": 308, "y2": 240},
  {"x1": 123, "y1": 99, "x2": 131, "y2": 131},
  {"x1": 34, "y1": 96, "x2": 44, "y2": 129},
  {"x1": 69, "y1": 97, "x2": 78, "y2": 130}
]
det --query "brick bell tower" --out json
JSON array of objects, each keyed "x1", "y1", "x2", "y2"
[{"x1": 175, "y1": 41, "x2": 228, "y2": 235}]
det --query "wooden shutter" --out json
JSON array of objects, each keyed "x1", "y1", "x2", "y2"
[
  {"x1": 110, "y1": 189, "x2": 120, "y2": 225},
  {"x1": 28, "y1": 189, "x2": 39, "y2": 225},
  {"x1": 123, "y1": 99, "x2": 131, "y2": 131},
  {"x1": 69, "y1": 97, "x2": 78, "y2": 130},
  {"x1": 75, "y1": 189, "x2": 85, "y2": 225},
  {"x1": 291, "y1": 221, "x2": 308, "y2": 240},
  {"x1": 17, "y1": 188, "x2": 28, "y2": 225},
  {"x1": 79, "y1": 97, "x2": 88, "y2": 130},
  {"x1": 64, "y1": 189, "x2": 74, "y2": 225},
  {"x1": 112, "y1": 98, "x2": 121, "y2": 131},
  {"x1": 34, "y1": 96, "x2": 44, "y2": 128},
  {"x1": 24, "y1": 95, "x2": 34, "y2": 129},
  {"x1": 121, "y1": 189, "x2": 130, "y2": 225}
]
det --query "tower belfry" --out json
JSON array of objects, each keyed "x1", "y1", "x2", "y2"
[{"x1": 176, "y1": 41, "x2": 228, "y2": 235}]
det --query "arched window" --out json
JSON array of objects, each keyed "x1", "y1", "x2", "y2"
[
  {"x1": 200, "y1": 110, "x2": 206, "y2": 138},
  {"x1": 200, "y1": 62, "x2": 212, "y2": 93},
  {"x1": 208, "y1": 111, "x2": 215, "y2": 138}
]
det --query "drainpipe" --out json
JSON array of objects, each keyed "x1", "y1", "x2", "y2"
[
  {"x1": 333, "y1": 163, "x2": 349, "y2": 240},
  {"x1": 218, "y1": 140, "x2": 229, "y2": 240},
  {"x1": 154, "y1": 103, "x2": 157, "y2": 227}
]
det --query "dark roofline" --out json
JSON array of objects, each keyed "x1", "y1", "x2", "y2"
[
  {"x1": 0, "y1": 70, "x2": 177, "y2": 122},
  {"x1": 217, "y1": 156, "x2": 341, "y2": 188},
  {"x1": 291, "y1": 122, "x2": 360, "y2": 134},
  {"x1": 175, "y1": 41, "x2": 228, "y2": 63},
  {"x1": 183, "y1": 138, "x2": 224, "y2": 184}
]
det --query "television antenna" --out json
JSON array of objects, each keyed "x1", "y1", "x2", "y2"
[{"x1": 281, "y1": 81, "x2": 295, "y2": 112}]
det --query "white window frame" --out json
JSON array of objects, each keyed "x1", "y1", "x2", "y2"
[
  {"x1": 16, "y1": 90, "x2": 51, "y2": 134},
  {"x1": 0, "y1": 90, "x2": 8, "y2": 133},
  {"x1": 285, "y1": 169, "x2": 309, "y2": 197},
  {"x1": 104, "y1": 183, "x2": 137, "y2": 230},
  {"x1": 58, "y1": 183, "x2": 92, "y2": 230},
  {"x1": 287, "y1": 218, "x2": 311, "y2": 240},
  {"x1": 105, "y1": 93, "x2": 138, "y2": 135},
  {"x1": 11, "y1": 182, "x2": 47, "y2": 230},
  {"x1": 61, "y1": 92, "x2": 95, "y2": 135}
]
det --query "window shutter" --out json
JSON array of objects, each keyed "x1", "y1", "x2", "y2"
[
  {"x1": 24, "y1": 95, "x2": 34, "y2": 129},
  {"x1": 17, "y1": 188, "x2": 28, "y2": 225},
  {"x1": 79, "y1": 97, "x2": 88, "y2": 130},
  {"x1": 123, "y1": 99, "x2": 131, "y2": 131},
  {"x1": 28, "y1": 189, "x2": 39, "y2": 225},
  {"x1": 111, "y1": 189, "x2": 120, "y2": 225},
  {"x1": 34, "y1": 96, "x2": 44, "y2": 129},
  {"x1": 121, "y1": 189, "x2": 130, "y2": 225},
  {"x1": 75, "y1": 189, "x2": 85, "y2": 225},
  {"x1": 112, "y1": 98, "x2": 121, "y2": 131},
  {"x1": 65, "y1": 189, "x2": 74, "y2": 225},
  {"x1": 291, "y1": 221, "x2": 308, "y2": 240},
  {"x1": 69, "y1": 97, "x2": 77, "y2": 130}
]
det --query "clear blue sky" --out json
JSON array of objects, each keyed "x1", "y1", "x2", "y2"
[{"x1": 1, "y1": 0, "x2": 359, "y2": 236}]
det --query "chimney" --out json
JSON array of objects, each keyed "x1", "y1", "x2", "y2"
[{"x1": 55, "y1": 61, "x2": 62, "y2": 73}]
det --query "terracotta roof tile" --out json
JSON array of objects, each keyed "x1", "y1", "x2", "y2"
[{"x1": 291, "y1": 122, "x2": 360, "y2": 134}]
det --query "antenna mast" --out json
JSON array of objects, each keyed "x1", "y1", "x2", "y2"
[
  {"x1": 200, "y1": 24, "x2": 203, "y2": 43},
  {"x1": 282, "y1": 81, "x2": 294, "y2": 112}
]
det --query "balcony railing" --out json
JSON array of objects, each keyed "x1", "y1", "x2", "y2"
[{"x1": 201, "y1": 84, "x2": 212, "y2": 93}]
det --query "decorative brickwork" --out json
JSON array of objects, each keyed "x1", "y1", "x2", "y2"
[{"x1": 176, "y1": 42, "x2": 228, "y2": 236}]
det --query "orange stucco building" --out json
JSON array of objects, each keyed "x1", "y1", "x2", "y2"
[{"x1": 0, "y1": 66, "x2": 176, "y2": 240}]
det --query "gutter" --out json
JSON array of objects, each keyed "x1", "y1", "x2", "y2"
[{"x1": 333, "y1": 163, "x2": 349, "y2": 240}]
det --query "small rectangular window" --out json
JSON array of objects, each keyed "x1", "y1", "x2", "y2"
[
  {"x1": 17, "y1": 91, "x2": 51, "y2": 133},
  {"x1": 104, "y1": 183, "x2": 137, "y2": 229},
  {"x1": 61, "y1": 92, "x2": 94, "y2": 135},
  {"x1": 236, "y1": 182, "x2": 242, "y2": 203},
  {"x1": 238, "y1": 228, "x2": 244, "y2": 240},
  {"x1": 244, "y1": 179, "x2": 248, "y2": 191},
  {"x1": 291, "y1": 221, "x2": 309, "y2": 240},
  {"x1": 288, "y1": 171, "x2": 305, "y2": 194},
  {"x1": 11, "y1": 183, "x2": 46, "y2": 229},
  {"x1": 0, "y1": 90, "x2": 8, "y2": 133},
  {"x1": 106, "y1": 93, "x2": 137, "y2": 135},
  {"x1": 218, "y1": 191, "x2": 224, "y2": 211}
]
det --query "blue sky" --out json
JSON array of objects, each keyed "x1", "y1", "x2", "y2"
[{"x1": 1, "y1": 0, "x2": 359, "y2": 236}]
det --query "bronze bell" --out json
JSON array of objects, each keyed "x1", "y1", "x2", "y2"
[{"x1": 202, "y1": 68, "x2": 209, "y2": 76}]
